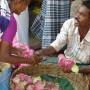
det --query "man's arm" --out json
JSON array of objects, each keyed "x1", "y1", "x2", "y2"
[
  {"x1": 35, "y1": 46, "x2": 57, "y2": 57},
  {"x1": 11, "y1": 47, "x2": 24, "y2": 56},
  {"x1": 35, "y1": 20, "x2": 70, "y2": 57},
  {"x1": 79, "y1": 67, "x2": 90, "y2": 74},
  {"x1": 0, "y1": 40, "x2": 41, "y2": 64}
]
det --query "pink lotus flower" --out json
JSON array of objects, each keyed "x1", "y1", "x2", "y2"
[
  {"x1": 12, "y1": 73, "x2": 33, "y2": 90},
  {"x1": 58, "y1": 54, "x2": 66, "y2": 67},
  {"x1": 13, "y1": 42, "x2": 34, "y2": 58},
  {"x1": 14, "y1": 86, "x2": 21, "y2": 90},
  {"x1": 13, "y1": 73, "x2": 33, "y2": 84},
  {"x1": 58, "y1": 54, "x2": 75, "y2": 72},
  {"x1": 26, "y1": 85, "x2": 34, "y2": 90},
  {"x1": 34, "y1": 81, "x2": 45, "y2": 90},
  {"x1": 12, "y1": 39, "x2": 34, "y2": 68}
]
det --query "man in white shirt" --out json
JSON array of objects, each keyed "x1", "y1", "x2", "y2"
[{"x1": 35, "y1": 0, "x2": 90, "y2": 73}]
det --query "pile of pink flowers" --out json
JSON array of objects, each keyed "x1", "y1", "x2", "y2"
[
  {"x1": 13, "y1": 42, "x2": 34, "y2": 58},
  {"x1": 12, "y1": 39, "x2": 34, "y2": 68},
  {"x1": 12, "y1": 73, "x2": 59, "y2": 90},
  {"x1": 58, "y1": 54, "x2": 79, "y2": 73},
  {"x1": 12, "y1": 73, "x2": 33, "y2": 90}
]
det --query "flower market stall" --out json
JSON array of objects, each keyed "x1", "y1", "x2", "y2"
[{"x1": 10, "y1": 64, "x2": 89, "y2": 90}]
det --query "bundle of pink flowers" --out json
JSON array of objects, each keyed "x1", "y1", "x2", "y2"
[
  {"x1": 12, "y1": 73, "x2": 32, "y2": 90},
  {"x1": 12, "y1": 73, "x2": 59, "y2": 90},
  {"x1": 13, "y1": 42, "x2": 33, "y2": 58},
  {"x1": 12, "y1": 39, "x2": 34, "y2": 68},
  {"x1": 58, "y1": 54, "x2": 78, "y2": 73}
]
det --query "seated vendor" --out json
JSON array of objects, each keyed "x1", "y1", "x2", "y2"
[{"x1": 35, "y1": 0, "x2": 90, "y2": 73}]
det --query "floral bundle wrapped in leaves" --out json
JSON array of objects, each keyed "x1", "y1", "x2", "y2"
[{"x1": 58, "y1": 54, "x2": 79, "y2": 73}]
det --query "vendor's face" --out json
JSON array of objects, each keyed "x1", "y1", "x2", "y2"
[
  {"x1": 74, "y1": 5, "x2": 90, "y2": 27},
  {"x1": 12, "y1": 1, "x2": 28, "y2": 15}
]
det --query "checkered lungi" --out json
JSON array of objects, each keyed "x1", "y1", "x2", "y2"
[{"x1": 31, "y1": 0, "x2": 71, "y2": 48}]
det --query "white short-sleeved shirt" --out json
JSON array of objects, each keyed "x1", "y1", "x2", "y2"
[{"x1": 50, "y1": 18, "x2": 90, "y2": 64}]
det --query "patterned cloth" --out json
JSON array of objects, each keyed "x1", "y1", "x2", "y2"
[
  {"x1": 31, "y1": 0, "x2": 71, "y2": 48},
  {"x1": 0, "y1": 0, "x2": 17, "y2": 44},
  {"x1": 0, "y1": 0, "x2": 11, "y2": 32},
  {"x1": 0, "y1": 0, "x2": 11, "y2": 20},
  {"x1": 31, "y1": 0, "x2": 46, "y2": 41},
  {"x1": 51, "y1": 18, "x2": 90, "y2": 64},
  {"x1": 1, "y1": 15, "x2": 17, "y2": 44}
]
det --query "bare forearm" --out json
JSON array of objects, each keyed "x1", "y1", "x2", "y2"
[
  {"x1": 0, "y1": 54, "x2": 32, "y2": 64},
  {"x1": 40, "y1": 46, "x2": 57, "y2": 56},
  {"x1": 11, "y1": 47, "x2": 18, "y2": 55},
  {"x1": 79, "y1": 67, "x2": 90, "y2": 74},
  {"x1": 0, "y1": 41, "x2": 40, "y2": 65}
]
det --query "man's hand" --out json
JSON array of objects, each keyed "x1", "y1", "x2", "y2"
[
  {"x1": 11, "y1": 47, "x2": 24, "y2": 57},
  {"x1": 33, "y1": 52, "x2": 43, "y2": 64},
  {"x1": 34, "y1": 46, "x2": 57, "y2": 56},
  {"x1": 29, "y1": 52, "x2": 43, "y2": 65},
  {"x1": 35, "y1": 50, "x2": 43, "y2": 57}
]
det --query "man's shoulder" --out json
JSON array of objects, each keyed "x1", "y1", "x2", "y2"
[
  {"x1": 63, "y1": 18, "x2": 75, "y2": 29},
  {"x1": 64, "y1": 18, "x2": 74, "y2": 24}
]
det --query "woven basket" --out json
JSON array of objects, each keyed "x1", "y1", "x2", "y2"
[{"x1": 10, "y1": 64, "x2": 89, "y2": 90}]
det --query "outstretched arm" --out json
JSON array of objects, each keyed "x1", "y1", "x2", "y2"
[
  {"x1": 0, "y1": 15, "x2": 42, "y2": 65},
  {"x1": 35, "y1": 46, "x2": 57, "y2": 57},
  {"x1": 35, "y1": 19, "x2": 69, "y2": 57},
  {"x1": 0, "y1": 40, "x2": 41, "y2": 64}
]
